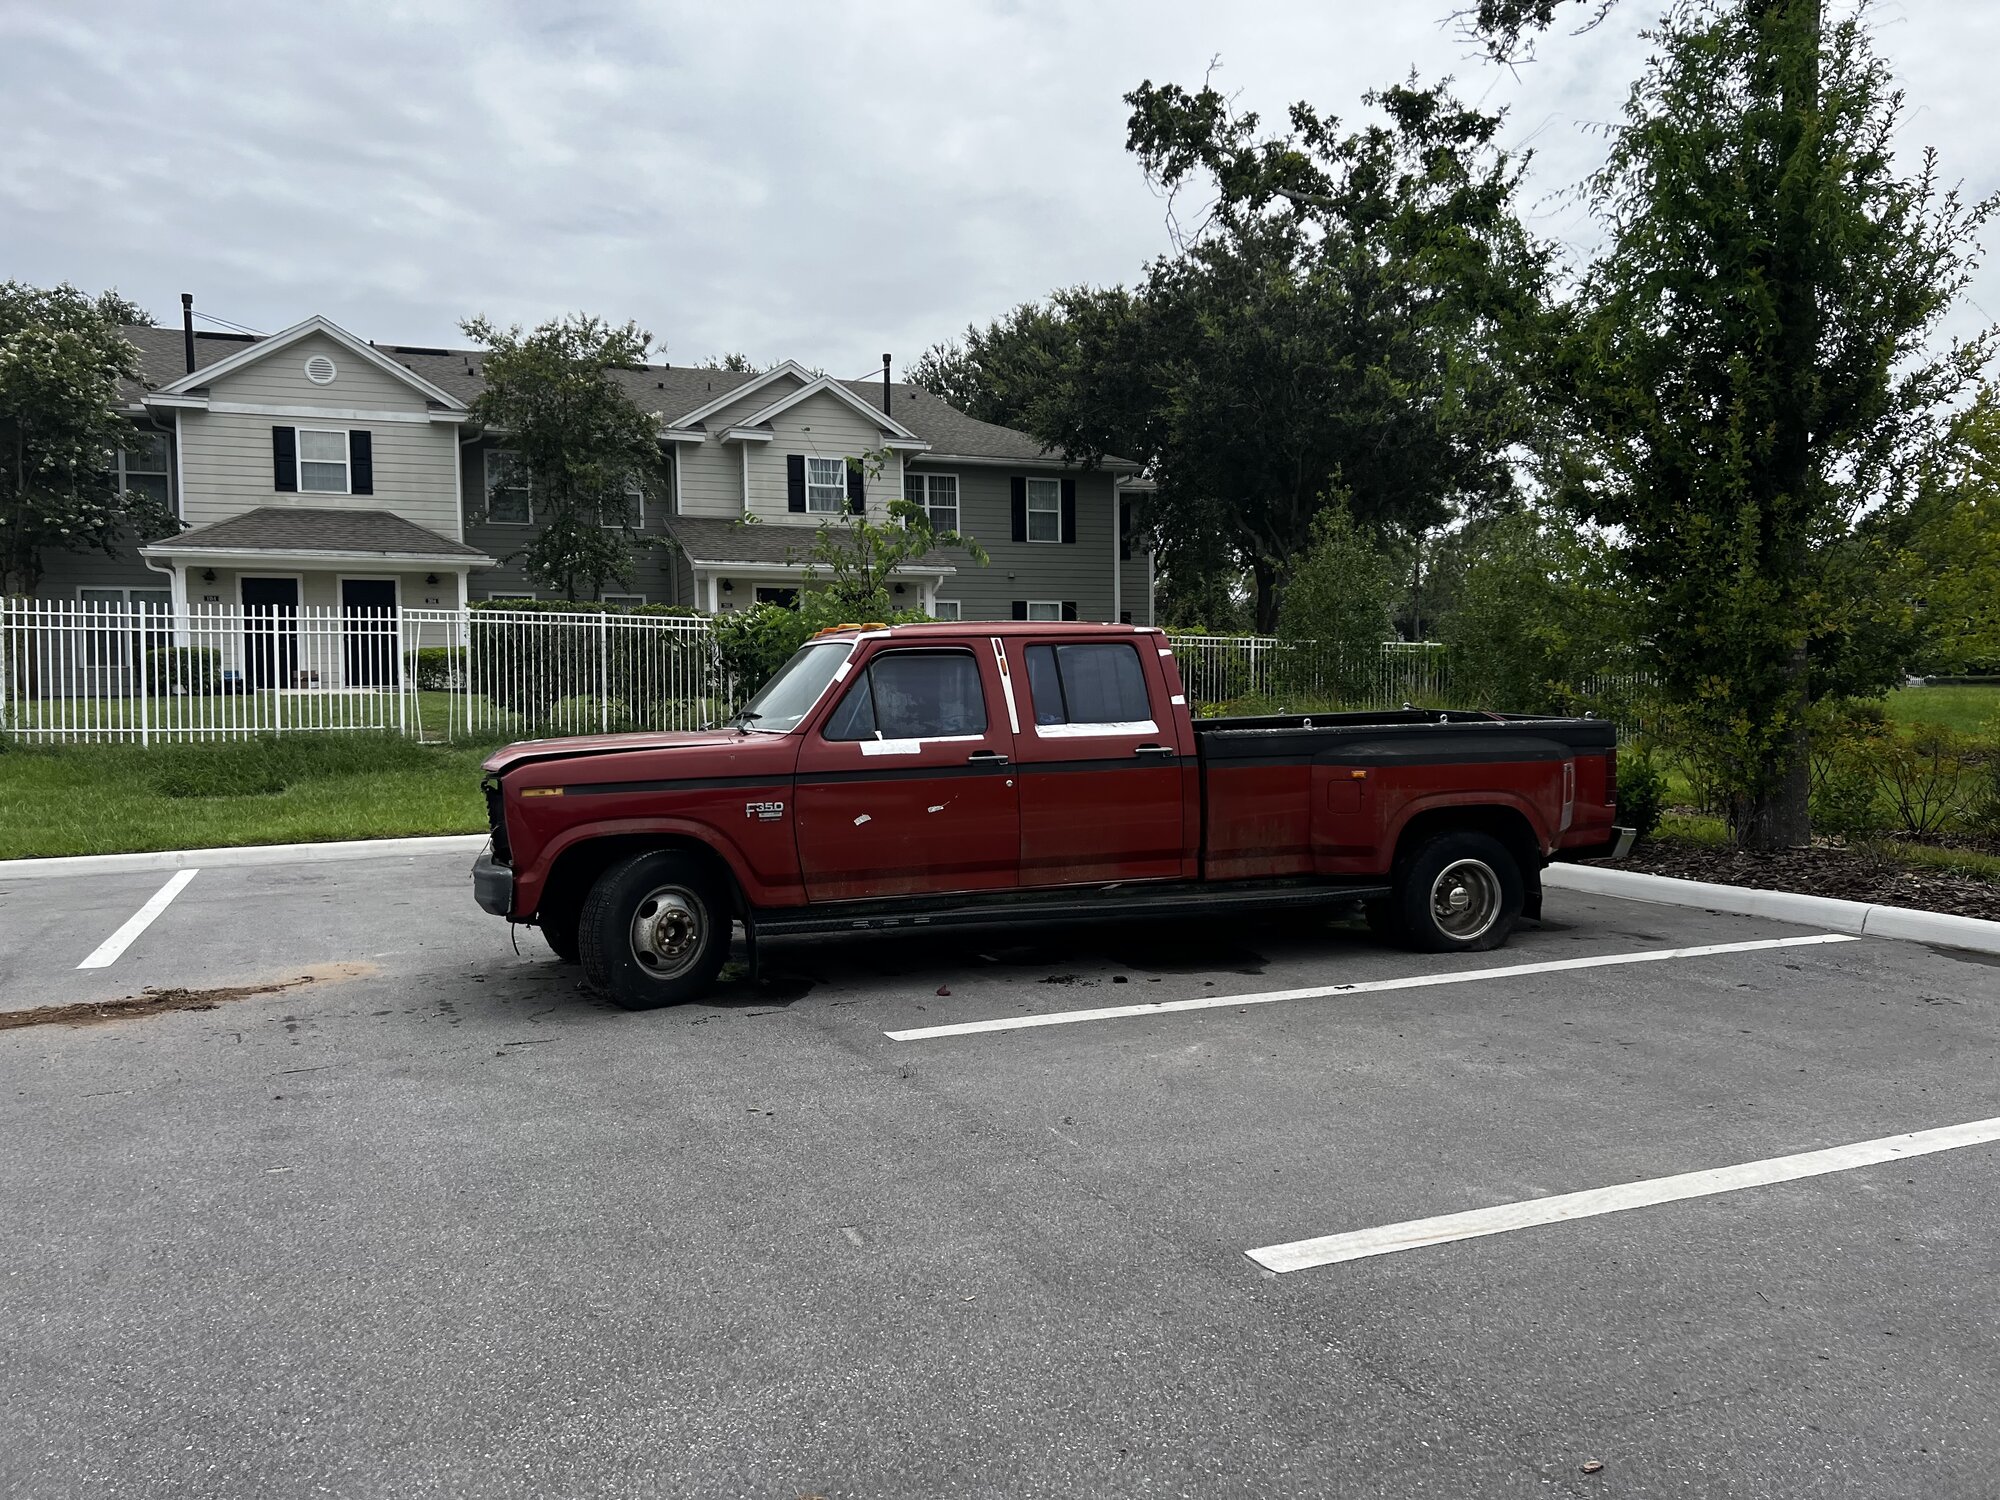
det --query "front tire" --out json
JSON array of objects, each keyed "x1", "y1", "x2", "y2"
[
  {"x1": 539, "y1": 901, "x2": 582, "y2": 964},
  {"x1": 577, "y1": 851, "x2": 729, "y2": 1009},
  {"x1": 1393, "y1": 831, "x2": 1523, "y2": 953}
]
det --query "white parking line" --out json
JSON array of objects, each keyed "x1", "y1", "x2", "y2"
[
  {"x1": 883, "y1": 932, "x2": 1860, "y2": 1042},
  {"x1": 1248, "y1": 1113, "x2": 2000, "y2": 1273},
  {"x1": 76, "y1": 869, "x2": 199, "y2": 970}
]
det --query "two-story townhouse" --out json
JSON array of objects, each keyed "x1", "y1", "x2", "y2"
[{"x1": 37, "y1": 312, "x2": 1157, "y2": 640}]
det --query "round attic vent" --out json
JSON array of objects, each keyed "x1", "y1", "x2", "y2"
[{"x1": 304, "y1": 354, "x2": 337, "y2": 385}]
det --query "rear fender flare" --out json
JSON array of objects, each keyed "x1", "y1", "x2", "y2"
[{"x1": 1384, "y1": 792, "x2": 1553, "y2": 872}]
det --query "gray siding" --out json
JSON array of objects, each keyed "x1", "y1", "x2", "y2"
[
  {"x1": 178, "y1": 408, "x2": 463, "y2": 538},
  {"x1": 33, "y1": 541, "x2": 170, "y2": 601},
  {"x1": 201, "y1": 332, "x2": 436, "y2": 411},
  {"x1": 458, "y1": 441, "x2": 687, "y2": 604},
  {"x1": 921, "y1": 466, "x2": 1119, "y2": 623}
]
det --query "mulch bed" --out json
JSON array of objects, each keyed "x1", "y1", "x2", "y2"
[{"x1": 1602, "y1": 839, "x2": 2000, "y2": 923}]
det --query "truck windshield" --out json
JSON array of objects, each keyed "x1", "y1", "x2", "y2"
[{"x1": 730, "y1": 640, "x2": 854, "y2": 732}]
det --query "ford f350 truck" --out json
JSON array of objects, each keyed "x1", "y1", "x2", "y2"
[{"x1": 474, "y1": 622, "x2": 1635, "y2": 1009}]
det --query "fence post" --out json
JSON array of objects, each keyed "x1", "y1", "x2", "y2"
[
  {"x1": 135, "y1": 604, "x2": 150, "y2": 747},
  {"x1": 597, "y1": 610, "x2": 609, "y2": 732}
]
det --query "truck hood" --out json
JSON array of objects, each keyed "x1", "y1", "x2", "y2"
[{"x1": 482, "y1": 728, "x2": 778, "y2": 777}]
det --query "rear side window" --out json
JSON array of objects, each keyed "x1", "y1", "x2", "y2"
[
  {"x1": 824, "y1": 650, "x2": 989, "y2": 741},
  {"x1": 1025, "y1": 643, "x2": 1153, "y2": 729}
]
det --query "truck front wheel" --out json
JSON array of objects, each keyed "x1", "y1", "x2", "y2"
[
  {"x1": 1393, "y1": 831, "x2": 1523, "y2": 953},
  {"x1": 577, "y1": 851, "x2": 730, "y2": 1009}
]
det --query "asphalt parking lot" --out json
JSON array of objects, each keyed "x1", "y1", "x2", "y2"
[{"x1": 2, "y1": 848, "x2": 1997, "y2": 1499}]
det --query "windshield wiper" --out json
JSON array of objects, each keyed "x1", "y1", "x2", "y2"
[{"x1": 725, "y1": 709, "x2": 764, "y2": 730}]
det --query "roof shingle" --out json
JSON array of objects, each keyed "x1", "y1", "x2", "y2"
[{"x1": 146, "y1": 506, "x2": 491, "y2": 561}]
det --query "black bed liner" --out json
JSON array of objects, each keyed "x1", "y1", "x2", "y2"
[{"x1": 1193, "y1": 709, "x2": 1616, "y2": 767}]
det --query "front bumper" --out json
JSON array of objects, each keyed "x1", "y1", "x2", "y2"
[{"x1": 472, "y1": 848, "x2": 514, "y2": 917}]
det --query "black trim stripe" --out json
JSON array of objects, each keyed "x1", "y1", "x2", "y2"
[{"x1": 561, "y1": 756, "x2": 1179, "y2": 796}]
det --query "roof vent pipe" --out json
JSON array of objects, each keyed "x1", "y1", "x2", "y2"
[
  {"x1": 881, "y1": 353, "x2": 891, "y2": 415},
  {"x1": 180, "y1": 293, "x2": 195, "y2": 373}
]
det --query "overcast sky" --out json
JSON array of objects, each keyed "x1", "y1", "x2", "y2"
[{"x1": 3, "y1": 0, "x2": 1995, "y2": 379}]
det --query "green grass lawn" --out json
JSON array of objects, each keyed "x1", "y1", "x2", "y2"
[
  {"x1": 1880, "y1": 683, "x2": 2000, "y2": 735},
  {"x1": 0, "y1": 733, "x2": 495, "y2": 859}
]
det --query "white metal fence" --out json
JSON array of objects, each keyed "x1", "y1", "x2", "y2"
[
  {"x1": 4, "y1": 601, "x2": 1479, "y2": 746},
  {"x1": 1, "y1": 600, "x2": 732, "y2": 744},
  {"x1": 1165, "y1": 635, "x2": 1451, "y2": 711}
]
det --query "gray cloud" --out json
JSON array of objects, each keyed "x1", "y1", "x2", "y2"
[{"x1": 2, "y1": 0, "x2": 1994, "y2": 374}]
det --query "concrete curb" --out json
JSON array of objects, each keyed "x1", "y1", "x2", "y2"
[
  {"x1": 1543, "y1": 862, "x2": 2000, "y2": 956},
  {"x1": 0, "y1": 833, "x2": 487, "y2": 881}
]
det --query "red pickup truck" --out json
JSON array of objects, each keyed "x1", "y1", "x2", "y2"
[{"x1": 474, "y1": 622, "x2": 1634, "y2": 1009}]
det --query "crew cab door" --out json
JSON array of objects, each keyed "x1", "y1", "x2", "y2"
[
  {"x1": 1009, "y1": 635, "x2": 1191, "y2": 886},
  {"x1": 793, "y1": 645, "x2": 1019, "y2": 902}
]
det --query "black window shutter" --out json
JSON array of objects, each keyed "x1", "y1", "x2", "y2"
[
  {"x1": 1011, "y1": 600, "x2": 1028, "y2": 621},
  {"x1": 349, "y1": 431, "x2": 373, "y2": 494},
  {"x1": 787, "y1": 454, "x2": 806, "y2": 513},
  {"x1": 1062, "y1": 601, "x2": 1079, "y2": 621},
  {"x1": 846, "y1": 457, "x2": 864, "y2": 514},
  {"x1": 1011, "y1": 477, "x2": 1027, "y2": 542},
  {"x1": 273, "y1": 427, "x2": 297, "y2": 492},
  {"x1": 1060, "y1": 479, "x2": 1077, "y2": 543}
]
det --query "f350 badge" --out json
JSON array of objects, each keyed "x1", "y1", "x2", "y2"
[{"x1": 745, "y1": 801, "x2": 786, "y2": 821}]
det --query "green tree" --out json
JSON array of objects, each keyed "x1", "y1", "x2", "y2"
[
  {"x1": 698, "y1": 352, "x2": 756, "y2": 372},
  {"x1": 1274, "y1": 505, "x2": 1400, "y2": 702},
  {"x1": 797, "y1": 456, "x2": 989, "y2": 621},
  {"x1": 1049, "y1": 77, "x2": 1550, "y2": 631},
  {"x1": 1436, "y1": 509, "x2": 1636, "y2": 713},
  {"x1": 911, "y1": 299, "x2": 1101, "y2": 430},
  {"x1": 1906, "y1": 388, "x2": 2000, "y2": 673},
  {"x1": 1550, "y1": 2, "x2": 1994, "y2": 847},
  {"x1": 461, "y1": 313, "x2": 675, "y2": 602},
  {"x1": 1, "y1": 281, "x2": 178, "y2": 595}
]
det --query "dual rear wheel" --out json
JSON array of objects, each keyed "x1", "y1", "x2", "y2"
[{"x1": 1368, "y1": 830, "x2": 1524, "y2": 953}]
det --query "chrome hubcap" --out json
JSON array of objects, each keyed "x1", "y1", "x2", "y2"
[
  {"x1": 629, "y1": 885, "x2": 704, "y2": 979},
  {"x1": 1430, "y1": 859, "x2": 1502, "y2": 941}
]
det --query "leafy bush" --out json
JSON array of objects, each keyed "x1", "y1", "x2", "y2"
[
  {"x1": 1435, "y1": 510, "x2": 1637, "y2": 715},
  {"x1": 1871, "y1": 724, "x2": 1979, "y2": 837},
  {"x1": 1810, "y1": 763, "x2": 1885, "y2": 839},
  {"x1": 1275, "y1": 506, "x2": 1398, "y2": 704},
  {"x1": 145, "y1": 646, "x2": 221, "y2": 696},
  {"x1": 1616, "y1": 747, "x2": 1667, "y2": 841},
  {"x1": 406, "y1": 646, "x2": 466, "y2": 691},
  {"x1": 711, "y1": 602, "x2": 814, "y2": 696}
]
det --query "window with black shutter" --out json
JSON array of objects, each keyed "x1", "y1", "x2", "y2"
[
  {"x1": 272, "y1": 427, "x2": 298, "y2": 492},
  {"x1": 349, "y1": 431, "x2": 373, "y2": 494},
  {"x1": 787, "y1": 454, "x2": 807, "y2": 513}
]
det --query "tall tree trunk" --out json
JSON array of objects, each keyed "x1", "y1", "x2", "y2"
[
  {"x1": 1740, "y1": 0, "x2": 1822, "y2": 851},
  {"x1": 1251, "y1": 557, "x2": 1279, "y2": 634}
]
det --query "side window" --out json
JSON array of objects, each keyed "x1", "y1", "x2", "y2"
[
  {"x1": 823, "y1": 651, "x2": 989, "y2": 742},
  {"x1": 1024, "y1": 643, "x2": 1154, "y2": 730}
]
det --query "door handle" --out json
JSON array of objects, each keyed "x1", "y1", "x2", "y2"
[
  {"x1": 1134, "y1": 744, "x2": 1176, "y2": 760},
  {"x1": 967, "y1": 749, "x2": 1010, "y2": 766}
]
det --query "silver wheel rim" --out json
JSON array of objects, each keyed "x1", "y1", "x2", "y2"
[
  {"x1": 1430, "y1": 858, "x2": 1502, "y2": 941},
  {"x1": 629, "y1": 884, "x2": 705, "y2": 980}
]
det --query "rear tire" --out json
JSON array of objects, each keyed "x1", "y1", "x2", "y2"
[
  {"x1": 1393, "y1": 831, "x2": 1522, "y2": 953},
  {"x1": 578, "y1": 851, "x2": 729, "y2": 1010}
]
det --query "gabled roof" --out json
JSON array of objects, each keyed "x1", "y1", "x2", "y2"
[
  {"x1": 156, "y1": 315, "x2": 468, "y2": 410},
  {"x1": 116, "y1": 324, "x2": 1134, "y2": 467},
  {"x1": 142, "y1": 507, "x2": 491, "y2": 562},
  {"x1": 733, "y1": 373, "x2": 922, "y2": 442},
  {"x1": 669, "y1": 360, "x2": 817, "y2": 428},
  {"x1": 663, "y1": 516, "x2": 955, "y2": 572}
]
